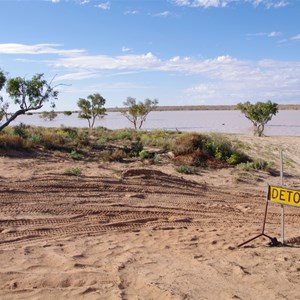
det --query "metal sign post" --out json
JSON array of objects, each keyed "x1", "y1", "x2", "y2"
[
  {"x1": 238, "y1": 150, "x2": 286, "y2": 248},
  {"x1": 280, "y1": 150, "x2": 285, "y2": 244}
]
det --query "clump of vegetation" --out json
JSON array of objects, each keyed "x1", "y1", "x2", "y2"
[
  {"x1": 175, "y1": 165, "x2": 195, "y2": 174},
  {"x1": 123, "y1": 141, "x2": 143, "y2": 157},
  {"x1": 172, "y1": 132, "x2": 249, "y2": 168},
  {"x1": 139, "y1": 150, "x2": 151, "y2": 160},
  {"x1": 237, "y1": 159, "x2": 271, "y2": 172},
  {"x1": 0, "y1": 134, "x2": 31, "y2": 150},
  {"x1": 1, "y1": 125, "x2": 265, "y2": 177},
  {"x1": 64, "y1": 167, "x2": 82, "y2": 176},
  {"x1": 63, "y1": 111, "x2": 73, "y2": 116},
  {"x1": 13, "y1": 123, "x2": 28, "y2": 139},
  {"x1": 70, "y1": 150, "x2": 82, "y2": 160}
]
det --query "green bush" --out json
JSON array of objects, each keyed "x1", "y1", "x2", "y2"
[
  {"x1": 70, "y1": 150, "x2": 82, "y2": 160},
  {"x1": 64, "y1": 167, "x2": 82, "y2": 176},
  {"x1": 226, "y1": 153, "x2": 241, "y2": 165},
  {"x1": 111, "y1": 129, "x2": 136, "y2": 141},
  {"x1": 172, "y1": 133, "x2": 249, "y2": 167},
  {"x1": 153, "y1": 153, "x2": 161, "y2": 164},
  {"x1": 237, "y1": 159, "x2": 269, "y2": 171},
  {"x1": 29, "y1": 134, "x2": 42, "y2": 144},
  {"x1": 175, "y1": 165, "x2": 195, "y2": 174},
  {"x1": 124, "y1": 141, "x2": 143, "y2": 157},
  {"x1": 13, "y1": 123, "x2": 28, "y2": 139},
  {"x1": 139, "y1": 150, "x2": 151, "y2": 160}
]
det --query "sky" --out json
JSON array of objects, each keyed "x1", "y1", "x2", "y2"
[{"x1": 0, "y1": 0, "x2": 300, "y2": 111}]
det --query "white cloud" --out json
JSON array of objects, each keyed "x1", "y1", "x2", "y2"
[
  {"x1": 0, "y1": 43, "x2": 85, "y2": 56},
  {"x1": 124, "y1": 10, "x2": 139, "y2": 15},
  {"x1": 53, "y1": 52, "x2": 161, "y2": 70},
  {"x1": 265, "y1": 0, "x2": 289, "y2": 8},
  {"x1": 55, "y1": 71, "x2": 98, "y2": 81},
  {"x1": 172, "y1": 0, "x2": 229, "y2": 8},
  {"x1": 122, "y1": 46, "x2": 132, "y2": 52},
  {"x1": 51, "y1": 0, "x2": 60, "y2": 3},
  {"x1": 172, "y1": 0, "x2": 289, "y2": 8},
  {"x1": 292, "y1": 34, "x2": 300, "y2": 41},
  {"x1": 51, "y1": 52, "x2": 300, "y2": 103},
  {"x1": 153, "y1": 11, "x2": 172, "y2": 17},
  {"x1": 95, "y1": 2, "x2": 110, "y2": 10},
  {"x1": 268, "y1": 31, "x2": 282, "y2": 37},
  {"x1": 79, "y1": 0, "x2": 90, "y2": 4},
  {"x1": 247, "y1": 31, "x2": 282, "y2": 38}
]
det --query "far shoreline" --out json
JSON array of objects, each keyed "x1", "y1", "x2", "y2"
[
  {"x1": 28, "y1": 104, "x2": 300, "y2": 115},
  {"x1": 102, "y1": 104, "x2": 300, "y2": 112}
]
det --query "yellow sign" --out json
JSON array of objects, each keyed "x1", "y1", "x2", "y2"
[{"x1": 268, "y1": 185, "x2": 300, "y2": 208}]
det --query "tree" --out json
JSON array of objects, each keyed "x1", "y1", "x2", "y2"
[
  {"x1": 121, "y1": 97, "x2": 158, "y2": 129},
  {"x1": 237, "y1": 100, "x2": 278, "y2": 137},
  {"x1": 0, "y1": 70, "x2": 59, "y2": 131},
  {"x1": 77, "y1": 93, "x2": 106, "y2": 128}
]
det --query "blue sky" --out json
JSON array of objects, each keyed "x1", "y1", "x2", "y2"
[{"x1": 0, "y1": 0, "x2": 300, "y2": 111}]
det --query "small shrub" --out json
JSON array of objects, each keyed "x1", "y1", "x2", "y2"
[
  {"x1": 153, "y1": 153, "x2": 161, "y2": 164},
  {"x1": 112, "y1": 129, "x2": 136, "y2": 141},
  {"x1": 30, "y1": 134, "x2": 42, "y2": 144},
  {"x1": 110, "y1": 149, "x2": 127, "y2": 161},
  {"x1": 139, "y1": 150, "x2": 151, "y2": 160},
  {"x1": 41, "y1": 132, "x2": 66, "y2": 149},
  {"x1": 76, "y1": 131, "x2": 90, "y2": 147},
  {"x1": 252, "y1": 159, "x2": 269, "y2": 170},
  {"x1": 124, "y1": 141, "x2": 143, "y2": 157},
  {"x1": 62, "y1": 128, "x2": 78, "y2": 140},
  {"x1": 97, "y1": 136, "x2": 108, "y2": 145},
  {"x1": 175, "y1": 165, "x2": 195, "y2": 174},
  {"x1": 226, "y1": 153, "x2": 241, "y2": 165},
  {"x1": 237, "y1": 159, "x2": 269, "y2": 171},
  {"x1": 173, "y1": 133, "x2": 205, "y2": 156},
  {"x1": 64, "y1": 167, "x2": 82, "y2": 176},
  {"x1": 99, "y1": 150, "x2": 111, "y2": 162},
  {"x1": 70, "y1": 150, "x2": 82, "y2": 160},
  {"x1": 13, "y1": 123, "x2": 28, "y2": 139}
]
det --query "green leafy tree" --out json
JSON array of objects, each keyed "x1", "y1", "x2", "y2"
[
  {"x1": 0, "y1": 70, "x2": 59, "y2": 131},
  {"x1": 237, "y1": 100, "x2": 278, "y2": 137},
  {"x1": 77, "y1": 93, "x2": 106, "y2": 128},
  {"x1": 122, "y1": 97, "x2": 158, "y2": 129}
]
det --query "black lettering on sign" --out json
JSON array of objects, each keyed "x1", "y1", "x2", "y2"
[
  {"x1": 272, "y1": 188, "x2": 278, "y2": 199},
  {"x1": 287, "y1": 190, "x2": 293, "y2": 202},
  {"x1": 279, "y1": 190, "x2": 285, "y2": 201},
  {"x1": 294, "y1": 192, "x2": 300, "y2": 204}
]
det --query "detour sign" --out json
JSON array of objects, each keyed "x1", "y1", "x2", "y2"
[{"x1": 268, "y1": 185, "x2": 300, "y2": 208}]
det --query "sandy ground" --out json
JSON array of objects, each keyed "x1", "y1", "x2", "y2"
[{"x1": 1, "y1": 135, "x2": 300, "y2": 300}]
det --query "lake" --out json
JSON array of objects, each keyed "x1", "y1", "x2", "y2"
[{"x1": 11, "y1": 110, "x2": 300, "y2": 136}]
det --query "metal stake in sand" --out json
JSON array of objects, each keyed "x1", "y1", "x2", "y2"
[
  {"x1": 238, "y1": 150, "x2": 286, "y2": 248},
  {"x1": 237, "y1": 186, "x2": 273, "y2": 248},
  {"x1": 279, "y1": 150, "x2": 285, "y2": 244}
]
